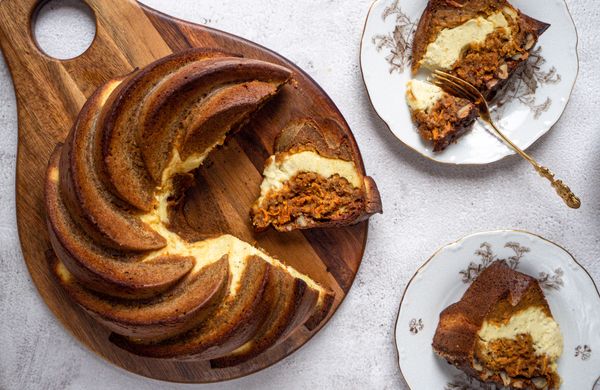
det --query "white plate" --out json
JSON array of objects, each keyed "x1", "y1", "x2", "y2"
[
  {"x1": 360, "y1": 0, "x2": 579, "y2": 165},
  {"x1": 395, "y1": 230, "x2": 600, "y2": 389}
]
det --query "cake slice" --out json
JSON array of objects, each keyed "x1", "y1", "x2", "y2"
[
  {"x1": 407, "y1": 0, "x2": 550, "y2": 151},
  {"x1": 412, "y1": 0, "x2": 550, "y2": 98},
  {"x1": 250, "y1": 119, "x2": 382, "y2": 232},
  {"x1": 406, "y1": 80, "x2": 478, "y2": 152},
  {"x1": 433, "y1": 261, "x2": 563, "y2": 389}
]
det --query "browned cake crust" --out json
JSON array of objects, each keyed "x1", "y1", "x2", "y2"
[
  {"x1": 412, "y1": 0, "x2": 549, "y2": 98},
  {"x1": 274, "y1": 118, "x2": 357, "y2": 160},
  {"x1": 251, "y1": 119, "x2": 382, "y2": 232},
  {"x1": 45, "y1": 48, "x2": 335, "y2": 363},
  {"x1": 102, "y1": 52, "x2": 291, "y2": 212},
  {"x1": 432, "y1": 261, "x2": 560, "y2": 389},
  {"x1": 210, "y1": 266, "x2": 317, "y2": 368},
  {"x1": 47, "y1": 147, "x2": 195, "y2": 300},
  {"x1": 110, "y1": 256, "x2": 271, "y2": 359}
]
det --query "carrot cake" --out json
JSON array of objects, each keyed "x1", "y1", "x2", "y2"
[
  {"x1": 407, "y1": 0, "x2": 550, "y2": 151},
  {"x1": 251, "y1": 119, "x2": 382, "y2": 232},
  {"x1": 433, "y1": 261, "x2": 563, "y2": 389},
  {"x1": 412, "y1": 0, "x2": 549, "y2": 97},
  {"x1": 45, "y1": 48, "x2": 335, "y2": 365}
]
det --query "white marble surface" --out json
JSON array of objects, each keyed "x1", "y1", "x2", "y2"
[{"x1": 1, "y1": 0, "x2": 599, "y2": 389}]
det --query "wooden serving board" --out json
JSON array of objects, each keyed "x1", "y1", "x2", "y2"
[{"x1": 0, "y1": 0, "x2": 369, "y2": 383}]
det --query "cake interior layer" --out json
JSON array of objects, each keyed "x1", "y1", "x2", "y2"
[
  {"x1": 421, "y1": 8, "x2": 516, "y2": 70},
  {"x1": 406, "y1": 80, "x2": 477, "y2": 151},
  {"x1": 475, "y1": 306, "x2": 563, "y2": 388},
  {"x1": 252, "y1": 172, "x2": 365, "y2": 230},
  {"x1": 258, "y1": 150, "x2": 362, "y2": 205},
  {"x1": 151, "y1": 136, "x2": 226, "y2": 224},
  {"x1": 478, "y1": 306, "x2": 563, "y2": 360}
]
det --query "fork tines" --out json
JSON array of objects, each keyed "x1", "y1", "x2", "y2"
[{"x1": 430, "y1": 70, "x2": 482, "y2": 104}]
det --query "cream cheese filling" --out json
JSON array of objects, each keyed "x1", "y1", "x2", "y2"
[
  {"x1": 140, "y1": 216, "x2": 325, "y2": 296},
  {"x1": 478, "y1": 306, "x2": 564, "y2": 360},
  {"x1": 154, "y1": 137, "x2": 226, "y2": 224},
  {"x1": 406, "y1": 80, "x2": 444, "y2": 112},
  {"x1": 258, "y1": 150, "x2": 362, "y2": 204},
  {"x1": 421, "y1": 11, "x2": 512, "y2": 70},
  {"x1": 137, "y1": 143, "x2": 327, "y2": 297}
]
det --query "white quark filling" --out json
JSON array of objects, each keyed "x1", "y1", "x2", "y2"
[
  {"x1": 406, "y1": 80, "x2": 445, "y2": 112},
  {"x1": 478, "y1": 306, "x2": 564, "y2": 360},
  {"x1": 138, "y1": 144, "x2": 327, "y2": 297},
  {"x1": 154, "y1": 138, "x2": 226, "y2": 223},
  {"x1": 258, "y1": 150, "x2": 361, "y2": 204},
  {"x1": 49, "y1": 167, "x2": 59, "y2": 182},
  {"x1": 421, "y1": 11, "x2": 512, "y2": 70}
]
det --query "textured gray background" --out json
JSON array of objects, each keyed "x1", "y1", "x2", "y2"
[{"x1": 1, "y1": 0, "x2": 599, "y2": 389}]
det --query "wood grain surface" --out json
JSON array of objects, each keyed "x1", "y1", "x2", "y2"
[{"x1": 0, "y1": 0, "x2": 369, "y2": 383}]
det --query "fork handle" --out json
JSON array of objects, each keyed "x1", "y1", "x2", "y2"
[
  {"x1": 534, "y1": 166, "x2": 581, "y2": 209},
  {"x1": 487, "y1": 121, "x2": 581, "y2": 209}
]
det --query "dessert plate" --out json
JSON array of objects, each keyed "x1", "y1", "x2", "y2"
[
  {"x1": 395, "y1": 230, "x2": 600, "y2": 389},
  {"x1": 360, "y1": 0, "x2": 578, "y2": 165}
]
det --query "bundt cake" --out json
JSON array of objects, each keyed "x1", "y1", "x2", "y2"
[
  {"x1": 433, "y1": 261, "x2": 563, "y2": 389},
  {"x1": 45, "y1": 48, "x2": 335, "y2": 365},
  {"x1": 250, "y1": 119, "x2": 382, "y2": 232},
  {"x1": 407, "y1": 0, "x2": 550, "y2": 151},
  {"x1": 406, "y1": 80, "x2": 478, "y2": 152}
]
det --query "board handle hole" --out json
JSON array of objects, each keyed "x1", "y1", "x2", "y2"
[{"x1": 31, "y1": 0, "x2": 96, "y2": 60}]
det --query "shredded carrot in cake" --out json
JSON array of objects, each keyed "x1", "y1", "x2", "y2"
[
  {"x1": 412, "y1": 94, "x2": 476, "y2": 151},
  {"x1": 475, "y1": 334, "x2": 560, "y2": 388},
  {"x1": 451, "y1": 30, "x2": 525, "y2": 91},
  {"x1": 252, "y1": 172, "x2": 363, "y2": 229}
]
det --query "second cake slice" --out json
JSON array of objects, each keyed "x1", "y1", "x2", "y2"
[
  {"x1": 251, "y1": 119, "x2": 381, "y2": 232},
  {"x1": 432, "y1": 261, "x2": 563, "y2": 389}
]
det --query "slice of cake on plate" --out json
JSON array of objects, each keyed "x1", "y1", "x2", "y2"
[
  {"x1": 251, "y1": 119, "x2": 382, "y2": 232},
  {"x1": 406, "y1": 80, "x2": 478, "y2": 152},
  {"x1": 407, "y1": 0, "x2": 550, "y2": 152},
  {"x1": 412, "y1": 0, "x2": 550, "y2": 98},
  {"x1": 433, "y1": 261, "x2": 563, "y2": 389}
]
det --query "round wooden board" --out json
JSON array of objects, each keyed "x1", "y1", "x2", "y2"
[{"x1": 0, "y1": 0, "x2": 369, "y2": 383}]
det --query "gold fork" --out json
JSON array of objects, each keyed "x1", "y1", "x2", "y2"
[{"x1": 431, "y1": 70, "x2": 581, "y2": 209}]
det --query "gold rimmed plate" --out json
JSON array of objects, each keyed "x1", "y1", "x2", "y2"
[
  {"x1": 394, "y1": 230, "x2": 600, "y2": 389},
  {"x1": 360, "y1": 0, "x2": 579, "y2": 165}
]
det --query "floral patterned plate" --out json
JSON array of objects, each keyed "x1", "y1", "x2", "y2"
[
  {"x1": 360, "y1": 0, "x2": 578, "y2": 165},
  {"x1": 395, "y1": 230, "x2": 600, "y2": 389}
]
